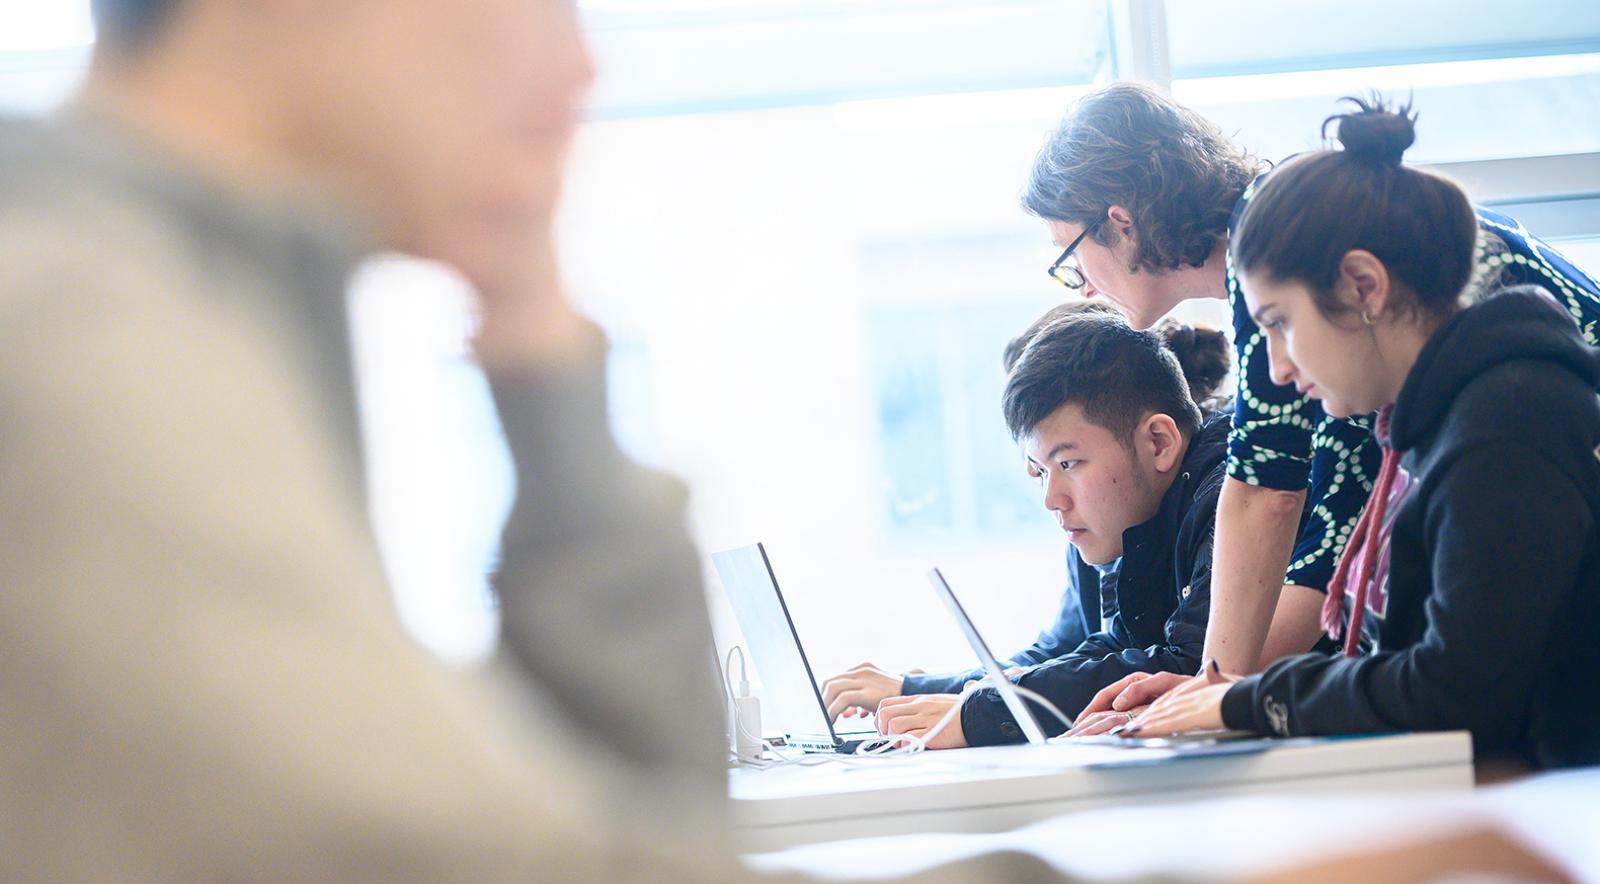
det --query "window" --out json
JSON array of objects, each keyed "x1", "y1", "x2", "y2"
[
  {"x1": 560, "y1": 88, "x2": 1115, "y2": 679},
  {"x1": 1163, "y1": 0, "x2": 1600, "y2": 210},
  {"x1": 0, "y1": 1, "x2": 93, "y2": 51},
  {"x1": 0, "y1": 0, "x2": 92, "y2": 114},
  {"x1": 5, "y1": 1, "x2": 1598, "y2": 677}
]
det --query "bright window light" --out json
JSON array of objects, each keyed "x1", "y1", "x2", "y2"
[
  {"x1": 0, "y1": 0, "x2": 94, "y2": 52},
  {"x1": 1175, "y1": 53, "x2": 1600, "y2": 106}
]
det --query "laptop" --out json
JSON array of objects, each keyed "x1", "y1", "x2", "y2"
[
  {"x1": 926, "y1": 568, "x2": 1049, "y2": 745},
  {"x1": 711, "y1": 543, "x2": 881, "y2": 753}
]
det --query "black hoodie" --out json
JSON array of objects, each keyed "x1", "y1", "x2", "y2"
[{"x1": 1221, "y1": 287, "x2": 1600, "y2": 768}]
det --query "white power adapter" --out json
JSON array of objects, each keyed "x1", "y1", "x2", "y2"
[
  {"x1": 734, "y1": 692, "x2": 763, "y2": 763},
  {"x1": 727, "y1": 647, "x2": 764, "y2": 763}
]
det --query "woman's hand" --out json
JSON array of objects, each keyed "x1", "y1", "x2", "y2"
[
  {"x1": 1072, "y1": 670, "x2": 1192, "y2": 729},
  {"x1": 1124, "y1": 661, "x2": 1240, "y2": 737},
  {"x1": 1069, "y1": 704, "x2": 1152, "y2": 736}
]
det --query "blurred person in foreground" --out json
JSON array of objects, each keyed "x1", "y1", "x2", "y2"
[{"x1": 1, "y1": 0, "x2": 807, "y2": 878}]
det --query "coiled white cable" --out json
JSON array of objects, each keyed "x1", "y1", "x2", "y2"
[{"x1": 851, "y1": 678, "x2": 1077, "y2": 756}]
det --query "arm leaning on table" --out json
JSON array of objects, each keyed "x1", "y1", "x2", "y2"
[
  {"x1": 1206, "y1": 264, "x2": 1379, "y2": 675},
  {"x1": 1205, "y1": 477, "x2": 1306, "y2": 673}
]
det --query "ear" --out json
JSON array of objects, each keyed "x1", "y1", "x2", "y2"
[
  {"x1": 1337, "y1": 249, "x2": 1393, "y2": 319},
  {"x1": 1106, "y1": 204, "x2": 1138, "y2": 247},
  {"x1": 1140, "y1": 412, "x2": 1184, "y2": 473}
]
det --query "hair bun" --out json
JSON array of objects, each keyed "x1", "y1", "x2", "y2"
[
  {"x1": 1155, "y1": 319, "x2": 1231, "y2": 407},
  {"x1": 1323, "y1": 94, "x2": 1416, "y2": 168}
]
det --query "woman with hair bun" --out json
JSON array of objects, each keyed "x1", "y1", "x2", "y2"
[{"x1": 1125, "y1": 99, "x2": 1600, "y2": 769}]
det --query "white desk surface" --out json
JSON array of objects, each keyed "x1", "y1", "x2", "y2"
[
  {"x1": 733, "y1": 731, "x2": 1473, "y2": 851},
  {"x1": 748, "y1": 767, "x2": 1600, "y2": 883}
]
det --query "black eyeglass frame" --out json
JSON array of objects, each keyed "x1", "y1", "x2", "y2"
[{"x1": 1046, "y1": 221, "x2": 1101, "y2": 289}]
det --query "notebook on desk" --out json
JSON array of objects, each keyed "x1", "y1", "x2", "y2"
[{"x1": 712, "y1": 543, "x2": 880, "y2": 754}]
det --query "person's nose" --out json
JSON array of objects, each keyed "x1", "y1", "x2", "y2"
[
  {"x1": 1043, "y1": 478, "x2": 1072, "y2": 517},
  {"x1": 549, "y1": 1, "x2": 598, "y2": 104},
  {"x1": 1265, "y1": 333, "x2": 1298, "y2": 388}
]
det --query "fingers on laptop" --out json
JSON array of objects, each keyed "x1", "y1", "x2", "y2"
[
  {"x1": 1076, "y1": 672, "x2": 1153, "y2": 722},
  {"x1": 1124, "y1": 683, "x2": 1230, "y2": 736},
  {"x1": 1069, "y1": 705, "x2": 1151, "y2": 737},
  {"x1": 821, "y1": 662, "x2": 899, "y2": 720},
  {"x1": 876, "y1": 694, "x2": 966, "y2": 749},
  {"x1": 876, "y1": 694, "x2": 951, "y2": 733},
  {"x1": 823, "y1": 689, "x2": 868, "y2": 721},
  {"x1": 1114, "y1": 671, "x2": 1195, "y2": 712}
]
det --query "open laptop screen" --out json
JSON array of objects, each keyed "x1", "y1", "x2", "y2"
[
  {"x1": 712, "y1": 543, "x2": 845, "y2": 748},
  {"x1": 927, "y1": 568, "x2": 1049, "y2": 745}
]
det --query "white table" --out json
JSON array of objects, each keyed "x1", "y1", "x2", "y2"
[{"x1": 732, "y1": 731, "x2": 1473, "y2": 851}]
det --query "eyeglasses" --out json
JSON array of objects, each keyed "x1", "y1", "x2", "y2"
[{"x1": 1047, "y1": 222, "x2": 1100, "y2": 289}]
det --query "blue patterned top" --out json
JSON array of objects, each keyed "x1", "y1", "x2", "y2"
[{"x1": 1226, "y1": 183, "x2": 1600, "y2": 591}]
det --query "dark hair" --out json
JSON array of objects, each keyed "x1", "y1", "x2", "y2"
[
  {"x1": 91, "y1": 0, "x2": 178, "y2": 47},
  {"x1": 1003, "y1": 311, "x2": 1228, "y2": 445},
  {"x1": 1024, "y1": 82, "x2": 1260, "y2": 273},
  {"x1": 1232, "y1": 95, "x2": 1477, "y2": 321},
  {"x1": 1154, "y1": 318, "x2": 1231, "y2": 412},
  {"x1": 1002, "y1": 300, "x2": 1120, "y2": 372}
]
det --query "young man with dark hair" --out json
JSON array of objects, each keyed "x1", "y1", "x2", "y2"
[{"x1": 832, "y1": 311, "x2": 1232, "y2": 748}]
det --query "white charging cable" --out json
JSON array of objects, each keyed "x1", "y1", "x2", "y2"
[
  {"x1": 725, "y1": 646, "x2": 765, "y2": 763},
  {"x1": 852, "y1": 678, "x2": 1077, "y2": 757},
  {"x1": 720, "y1": 646, "x2": 825, "y2": 769}
]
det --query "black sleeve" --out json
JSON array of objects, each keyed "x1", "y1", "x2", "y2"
[
  {"x1": 900, "y1": 668, "x2": 982, "y2": 695},
  {"x1": 1222, "y1": 446, "x2": 1592, "y2": 751}
]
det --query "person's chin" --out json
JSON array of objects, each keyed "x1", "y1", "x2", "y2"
[
  {"x1": 1108, "y1": 300, "x2": 1156, "y2": 330},
  {"x1": 1318, "y1": 396, "x2": 1361, "y2": 419},
  {"x1": 1069, "y1": 534, "x2": 1117, "y2": 566}
]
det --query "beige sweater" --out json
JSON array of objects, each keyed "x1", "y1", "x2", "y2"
[{"x1": 0, "y1": 109, "x2": 749, "y2": 881}]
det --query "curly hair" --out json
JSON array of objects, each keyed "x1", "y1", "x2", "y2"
[{"x1": 1024, "y1": 82, "x2": 1261, "y2": 273}]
